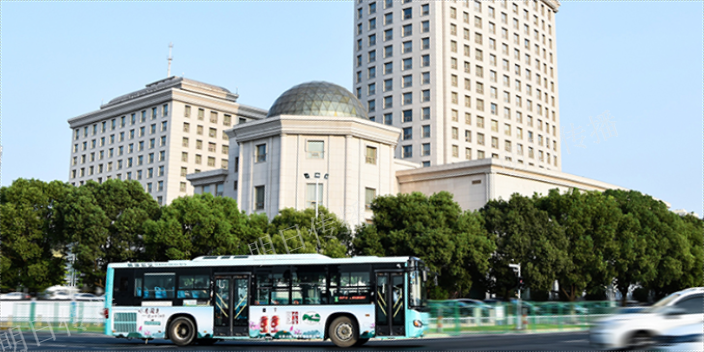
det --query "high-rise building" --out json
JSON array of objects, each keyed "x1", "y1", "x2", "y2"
[
  {"x1": 354, "y1": 0, "x2": 561, "y2": 170},
  {"x1": 67, "y1": 77, "x2": 267, "y2": 205}
]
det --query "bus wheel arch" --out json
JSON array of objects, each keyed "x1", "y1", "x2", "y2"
[
  {"x1": 325, "y1": 313, "x2": 359, "y2": 348},
  {"x1": 166, "y1": 314, "x2": 198, "y2": 346}
]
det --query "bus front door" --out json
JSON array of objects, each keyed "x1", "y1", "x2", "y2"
[
  {"x1": 214, "y1": 274, "x2": 250, "y2": 337},
  {"x1": 375, "y1": 272, "x2": 405, "y2": 336}
]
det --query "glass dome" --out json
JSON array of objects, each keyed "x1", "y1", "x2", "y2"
[{"x1": 266, "y1": 81, "x2": 367, "y2": 119}]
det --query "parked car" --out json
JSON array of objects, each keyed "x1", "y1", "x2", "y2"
[
  {"x1": 590, "y1": 287, "x2": 704, "y2": 350},
  {"x1": 539, "y1": 302, "x2": 588, "y2": 316},
  {"x1": 44, "y1": 291, "x2": 72, "y2": 301},
  {"x1": 0, "y1": 292, "x2": 30, "y2": 300},
  {"x1": 651, "y1": 322, "x2": 704, "y2": 351},
  {"x1": 73, "y1": 293, "x2": 103, "y2": 301},
  {"x1": 451, "y1": 299, "x2": 494, "y2": 317}
]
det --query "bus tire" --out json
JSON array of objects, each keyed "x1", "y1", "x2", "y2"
[
  {"x1": 329, "y1": 316, "x2": 358, "y2": 348},
  {"x1": 169, "y1": 317, "x2": 196, "y2": 346},
  {"x1": 353, "y1": 338, "x2": 369, "y2": 346}
]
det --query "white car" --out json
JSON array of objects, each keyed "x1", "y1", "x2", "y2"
[
  {"x1": 45, "y1": 291, "x2": 72, "y2": 300},
  {"x1": 73, "y1": 293, "x2": 103, "y2": 301},
  {"x1": 651, "y1": 322, "x2": 704, "y2": 351},
  {"x1": 0, "y1": 292, "x2": 30, "y2": 300},
  {"x1": 590, "y1": 287, "x2": 704, "y2": 350}
]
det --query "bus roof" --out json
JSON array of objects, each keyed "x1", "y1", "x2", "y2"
[{"x1": 108, "y1": 253, "x2": 420, "y2": 269}]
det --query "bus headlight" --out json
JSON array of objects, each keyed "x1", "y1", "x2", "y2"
[{"x1": 413, "y1": 320, "x2": 423, "y2": 328}]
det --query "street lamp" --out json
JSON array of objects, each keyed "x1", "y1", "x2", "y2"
[
  {"x1": 508, "y1": 263, "x2": 523, "y2": 330},
  {"x1": 304, "y1": 172, "x2": 329, "y2": 218}
]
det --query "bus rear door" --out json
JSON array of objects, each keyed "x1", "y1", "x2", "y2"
[{"x1": 375, "y1": 272, "x2": 405, "y2": 336}]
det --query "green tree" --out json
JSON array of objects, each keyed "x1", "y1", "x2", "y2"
[
  {"x1": 354, "y1": 192, "x2": 495, "y2": 299},
  {"x1": 670, "y1": 214, "x2": 704, "y2": 292},
  {"x1": 143, "y1": 193, "x2": 252, "y2": 260},
  {"x1": 266, "y1": 207, "x2": 349, "y2": 258},
  {"x1": 63, "y1": 179, "x2": 160, "y2": 289},
  {"x1": 536, "y1": 189, "x2": 621, "y2": 301},
  {"x1": 481, "y1": 193, "x2": 568, "y2": 300},
  {"x1": 604, "y1": 189, "x2": 673, "y2": 306},
  {"x1": 0, "y1": 179, "x2": 71, "y2": 292}
]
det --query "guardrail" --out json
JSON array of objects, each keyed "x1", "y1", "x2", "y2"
[
  {"x1": 0, "y1": 301, "x2": 104, "y2": 328},
  {"x1": 427, "y1": 300, "x2": 624, "y2": 335}
]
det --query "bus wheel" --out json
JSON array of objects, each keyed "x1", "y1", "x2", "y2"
[
  {"x1": 169, "y1": 317, "x2": 196, "y2": 346},
  {"x1": 329, "y1": 316, "x2": 358, "y2": 348},
  {"x1": 353, "y1": 338, "x2": 369, "y2": 346}
]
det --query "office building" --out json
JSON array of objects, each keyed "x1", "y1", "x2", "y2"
[
  {"x1": 354, "y1": 0, "x2": 561, "y2": 170},
  {"x1": 67, "y1": 77, "x2": 267, "y2": 204}
]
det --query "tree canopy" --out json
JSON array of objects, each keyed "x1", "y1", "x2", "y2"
[{"x1": 1, "y1": 178, "x2": 701, "y2": 303}]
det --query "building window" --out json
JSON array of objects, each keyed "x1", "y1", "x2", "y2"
[
  {"x1": 255, "y1": 144, "x2": 267, "y2": 163},
  {"x1": 365, "y1": 146, "x2": 377, "y2": 165},
  {"x1": 182, "y1": 152, "x2": 188, "y2": 162},
  {"x1": 403, "y1": 92, "x2": 412, "y2": 105},
  {"x1": 368, "y1": 100, "x2": 376, "y2": 112},
  {"x1": 384, "y1": 113, "x2": 393, "y2": 125},
  {"x1": 365, "y1": 188, "x2": 376, "y2": 209},
  {"x1": 422, "y1": 107, "x2": 430, "y2": 120},
  {"x1": 384, "y1": 29, "x2": 392, "y2": 41},
  {"x1": 452, "y1": 145, "x2": 459, "y2": 158},
  {"x1": 402, "y1": 145, "x2": 412, "y2": 158},
  {"x1": 307, "y1": 140, "x2": 324, "y2": 159},
  {"x1": 422, "y1": 143, "x2": 430, "y2": 156},
  {"x1": 403, "y1": 127, "x2": 412, "y2": 140},
  {"x1": 422, "y1": 125, "x2": 430, "y2": 138},
  {"x1": 384, "y1": 96, "x2": 393, "y2": 109},
  {"x1": 403, "y1": 24, "x2": 412, "y2": 37},
  {"x1": 255, "y1": 186, "x2": 265, "y2": 210},
  {"x1": 402, "y1": 110, "x2": 412, "y2": 122},
  {"x1": 421, "y1": 90, "x2": 430, "y2": 102},
  {"x1": 305, "y1": 183, "x2": 324, "y2": 209}
]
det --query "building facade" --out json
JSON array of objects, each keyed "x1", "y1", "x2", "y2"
[
  {"x1": 67, "y1": 77, "x2": 267, "y2": 204},
  {"x1": 188, "y1": 81, "x2": 626, "y2": 226},
  {"x1": 189, "y1": 82, "x2": 417, "y2": 225},
  {"x1": 354, "y1": 0, "x2": 561, "y2": 170}
]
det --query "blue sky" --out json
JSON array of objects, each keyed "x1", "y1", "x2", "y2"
[{"x1": 2, "y1": 1, "x2": 702, "y2": 216}]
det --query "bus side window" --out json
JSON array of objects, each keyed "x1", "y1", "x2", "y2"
[
  {"x1": 330, "y1": 266, "x2": 371, "y2": 304},
  {"x1": 292, "y1": 266, "x2": 327, "y2": 305},
  {"x1": 255, "y1": 273, "x2": 271, "y2": 305},
  {"x1": 144, "y1": 273, "x2": 175, "y2": 299},
  {"x1": 134, "y1": 277, "x2": 143, "y2": 297}
]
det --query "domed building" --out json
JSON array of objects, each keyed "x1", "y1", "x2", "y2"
[
  {"x1": 189, "y1": 81, "x2": 415, "y2": 224},
  {"x1": 187, "y1": 81, "x2": 626, "y2": 226}
]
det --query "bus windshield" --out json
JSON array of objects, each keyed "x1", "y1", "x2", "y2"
[{"x1": 408, "y1": 259, "x2": 428, "y2": 308}]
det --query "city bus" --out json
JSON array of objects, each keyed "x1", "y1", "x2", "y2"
[{"x1": 104, "y1": 253, "x2": 429, "y2": 347}]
